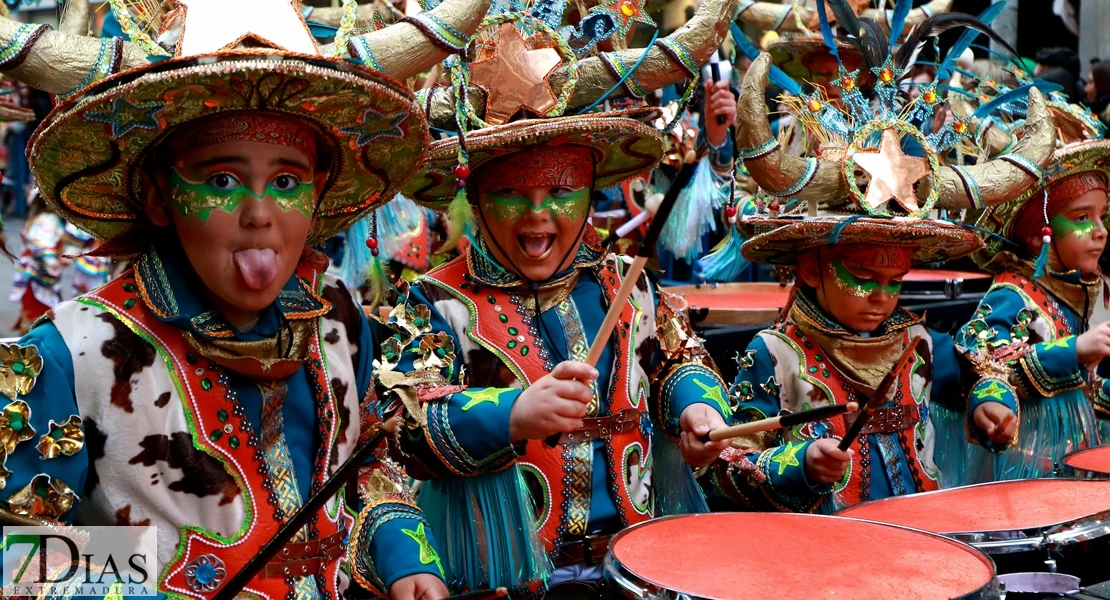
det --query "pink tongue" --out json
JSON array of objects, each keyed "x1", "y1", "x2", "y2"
[
  {"x1": 234, "y1": 248, "x2": 278, "y2": 290},
  {"x1": 521, "y1": 235, "x2": 552, "y2": 258}
]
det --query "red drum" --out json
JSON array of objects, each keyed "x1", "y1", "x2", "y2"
[
  {"x1": 837, "y1": 480, "x2": 1110, "y2": 587},
  {"x1": 604, "y1": 513, "x2": 999, "y2": 599},
  {"x1": 1062, "y1": 446, "x2": 1110, "y2": 478}
]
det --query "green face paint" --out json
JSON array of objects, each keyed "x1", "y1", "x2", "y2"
[
  {"x1": 481, "y1": 188, "x2": 591, "y2": 222},
  {"x1": 168, "y1": 169, "x2": 315, "y2": 220},
  {"x1": 830, "y1": 259, "x2": 902, "y2": 297},
  {"x1": 1050, "y1": 212, "x2": 1102, "y2": 241}
]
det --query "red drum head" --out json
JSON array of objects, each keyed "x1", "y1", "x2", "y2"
[
  {"x1": 837, "y1": 480, "x2": 1110, "y2": 541},
  {"x1": 607, "y1": 513, "x2": 995, "y2": 599},
  {"x1": 1063, "y1": 446, "x2": 1110, "y2": 476}
]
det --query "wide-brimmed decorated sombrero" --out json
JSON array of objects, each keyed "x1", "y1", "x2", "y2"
[
  {"x1": 731, "y1": 0, "x2": 1054, "y2": 268},
  {"x1": 407, "y1": 110, "x2": 664, "y2": 208},
  {"x1": 9, "y1": 0, "x2": 491, "y2": 247},
  {"x1": 972, "y1": 139, "x2": 1110, "y2": 271},
  {"x1": 403, "y1": 0, "x2": 734, "y2": 211},
  {"x1": 739, "y1": 215, "x2": 983, "y2": 265}
]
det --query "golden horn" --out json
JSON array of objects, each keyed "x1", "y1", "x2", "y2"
[
  {"x1": 735, "y1": 53, "x2": 846, "y2": 203},
  {"x1": 58, "y1": 0, "x2": 89, "y2": 37},
  {"x1": 734, "y1": 1, "x2": 813, "y2": 34},
  {"x1": 927, "y1": 86, "x2": 1056, "y2": 210},
  {"x1": 557, "y1": 0, "x2": 737, "y2": 109},
  {"x1": 0, "y1": 17, "x2": 148, "y2": 97},
  {"x1": 947, "y1": 72, "x2": 1015, "y2": 158},
  {"x1": 341, "y1": 0, "x2": 490, "y2": 81}
]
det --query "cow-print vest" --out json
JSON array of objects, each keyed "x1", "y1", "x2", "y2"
[{"x1": 48, "y1": 268, "x2": 364, "y2": 599}]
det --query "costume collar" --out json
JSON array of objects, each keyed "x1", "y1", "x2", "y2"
[
  {"x1": 790, "y1": 286, "x2": 920, "y2": 338},
  {"x1": 987, "y1": 250, "x2": 1099, "y2": 319},
  {"x1": 788, "y1": 287, "x2": 921, "y2": 394},
  {"x1": 134, "y1": 236, "x2": 331, "y2": 377}
]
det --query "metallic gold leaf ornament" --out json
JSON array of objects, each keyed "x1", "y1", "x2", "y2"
[
  {"x1": 0, "y1": 343, "x2": 44, "y2": 399},
  {"x1": 6, "y1": 474, "x2": 78, "y2": 520},
  {"x1": 36, "y1": 416, "x2": 85, "y2": 460}
]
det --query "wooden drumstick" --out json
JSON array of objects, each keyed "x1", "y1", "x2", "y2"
[
  {"x1": 701, "y1": 402, "x2": 859, "y2": 443},
  {"x1": 583, "y1": 163, "x2": 694, "y2": 368}
]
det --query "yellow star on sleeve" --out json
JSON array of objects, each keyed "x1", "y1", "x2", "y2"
[
  {"x1": 692, "y1": 377, "x2": 730, "y2": 415},
  {"x1": 401, "y1": 523, "x2": 444, "y2": 578},
  {"x1": 459, "y1": 388, "x2": 504, "y2": 411},
  {"x1": 1043, "y1": 336, "x2": 1074, "y2": 350},
  {"x1": 973, "y1": 380, "x2": 1009, "y2": 402},
  {"x1": 771, "y1": 441, "x2": 805, "y2": 476}
]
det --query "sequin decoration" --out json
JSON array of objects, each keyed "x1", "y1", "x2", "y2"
[{"x1": 183, "y1": 554, "x2": 227, "y2": 593}]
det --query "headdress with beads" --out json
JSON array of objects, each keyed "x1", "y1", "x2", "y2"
[
  {"x1": 403, "y1": 0, "x2": 738, "y2": 252},
  {"x1": 0, "y1": 0, "x2": 491, "y2": 250},
  {"x1": 731, "y1": 0, "x2": 1055, "y2": 267}
]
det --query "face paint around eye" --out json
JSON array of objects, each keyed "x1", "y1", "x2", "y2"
[
  {"x1": 483, "y1": 188, "x2": 591, "y2": 222},
  {"x1": 1050, "y1": 212, "x2": 1102, "y2": 241},
  {"x1": 168, "y1": 168, "x2": 315, "y2": 220},
  {"x1": 830, "y1": 259, "x2": 902, "y2": 297}
]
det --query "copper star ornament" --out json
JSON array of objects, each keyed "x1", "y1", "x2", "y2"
[
  {"x1": 853, "y1": 128, "x2": 930, "y2": 214},
  {"x1": 177, "y1": 0, "x2": 318, "y2": 57},
  {"x1": 469, "y1": 23, "x2": 563, "y2": 125}
]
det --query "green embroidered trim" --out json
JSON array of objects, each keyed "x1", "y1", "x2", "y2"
[
  {"x1": 348, "y1": 36, "x2": 382, "y2": 70},
  {"x1": 600, "y1": 51, "x2": 648, "y2": 98},
  {"x1": 0, "y1": 23, "x2": 48, "y2": 70}
]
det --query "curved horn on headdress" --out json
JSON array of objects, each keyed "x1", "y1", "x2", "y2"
[
  {"x1": 734, "y1": 1, "x2": 813, "y2": 34},
  {"x1": 734, "y1": 53, "x2": 847, "y2": 203},
  {"x1": 927, "y1": 86, "x2": 1056, "y2": 210},
  {"x1": 0, "y1": 17, "x2": 149, "y2": 97},
  {"x1": 343, "y1": 0, "x2": 490, "y2": 81},
  {"x1": 947, "y1": 72, "x2": 1015, "y2": 158},
  {"x1": 556, "y1": 0, "x2": 737, "y2": 109},
  {"x1": 59, "y1": 0, "x2": 89, "y2": 37},
  {"x1": 863, "y1": 0, "x2": 953, "y2": 31}
]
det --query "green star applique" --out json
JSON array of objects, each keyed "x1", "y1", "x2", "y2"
[
  {"x1": 459, "y1": 388, "x2": 503, "y2": 411},
  {"x1": 1044, "y1": 336, "x2": 1074, "y2": 350},
  {"x1": 974, "y1": 380, "x2": 1009, "y2": 402},
  {"x1": 771, "y1": 441, "x2": 805, "y2": 476},
  {"x1": 692, "y1": 377, "x2": 730, "y2": 415},
  {"x1": 401, "y1": 523, "x2": 444, "y2": 578}
]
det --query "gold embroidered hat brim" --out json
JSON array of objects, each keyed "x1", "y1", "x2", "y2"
[
  {"x1": 405, "y1": 111, "x2": 664, "y2": 210},
  {"x1": 739, "y1": 215, "x2": 985, "y2": 266},
  {"x1": 972, "y1": 139, "x2": 1110, "y2": 270},
  {"x1": 28, "y1": 51, "x2": 429, "y2": 245}
]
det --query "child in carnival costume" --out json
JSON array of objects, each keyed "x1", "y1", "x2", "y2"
[
  {"x1": 366, "y1": 0, "x2": 737, "y2": 594},
  {"x1": 9, "y1": 188, "x2": 68, "y2": 333},
  {"x1": 62, "y1": 222, "x2": 111, "y2": 299},
  {"x1": 945, "y1": 138, "x2": 1110, "y2": 483},
  {"x1": 703, "y1": 0, "x2": 1055, "y2": 512},
  {"x1": 0, "y1": 0, "x2": 492, "y2": 597}
]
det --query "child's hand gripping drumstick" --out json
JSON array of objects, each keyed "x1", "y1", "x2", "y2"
[{"x1": 699, "y1": 402, "x2": 860, "y2": 443}]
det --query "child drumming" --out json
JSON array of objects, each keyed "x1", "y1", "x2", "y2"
[
  {"x1": 0, "y1": 0, "x2": 493, "y2": 596},
  {"x1": 951, "y1": 140, "x2": 1110, "y2": 483}
]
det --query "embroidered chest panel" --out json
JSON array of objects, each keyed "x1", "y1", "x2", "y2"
[
  {"x1": 49, "y1": 272, "x2": 362, "y2": 599},
  {"x1": 421, "y1": 255, "x2": 657, "y2": 550},
  {"x1": 757, "y1": 322, "x2": 939, "y2": 506},
  {"x1": 992, "y1": 272, "x2": 1075, "y2": 341}
]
